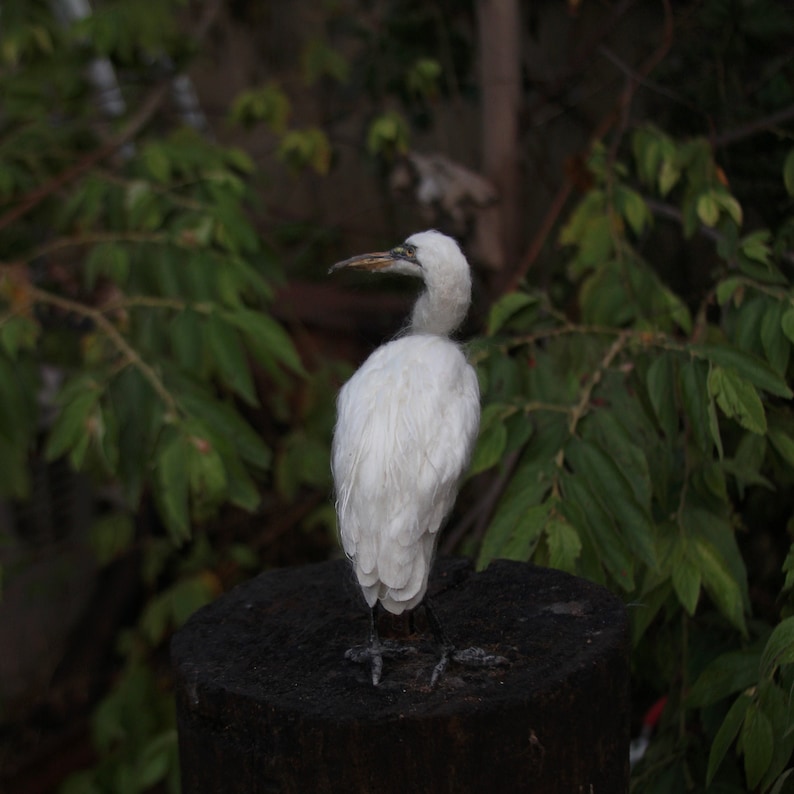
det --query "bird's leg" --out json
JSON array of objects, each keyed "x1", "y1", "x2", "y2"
[
  {"x1": 424, "y1": 598, "x2": 455, "y2": 686},
  {"x1": 344, "y1": 605, "x2": 416, "y2": 685},
  {"x1": 344, "y1": 605, "x2": 383, "y2": 685},
  {"x1": 424, "y1": 599, "x2": 509, "y2": 687}
]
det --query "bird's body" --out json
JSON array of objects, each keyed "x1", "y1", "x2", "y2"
[
  {"x1": 333, "y1": 332, "x2": 479, "y2": 614},
  {"x1": 330, "y1": 230, "x2": 494, "y2": 685}
]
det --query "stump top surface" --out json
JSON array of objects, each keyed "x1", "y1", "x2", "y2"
[{"x1": 171, "y1": 558, "x2": 627, "y2": 723}]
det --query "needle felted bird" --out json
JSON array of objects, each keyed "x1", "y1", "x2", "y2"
[{"x1": 330, "y1": 230, "x2": 505, "y2": 685}]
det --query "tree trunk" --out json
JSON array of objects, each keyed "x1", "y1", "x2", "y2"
[
  {"x1": 475, "y1": 0, "x2": 521, "y2": 272},
  {"x1": 172, "y1": 558, "x2": 630, "y2": 793}
]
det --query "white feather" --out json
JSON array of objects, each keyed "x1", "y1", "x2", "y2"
[{"x1": 332, "y1": 231, "x2": 480, "y2": 615}]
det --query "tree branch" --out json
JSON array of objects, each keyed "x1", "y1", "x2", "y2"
[
  {"x1": 644, "y1": 196, "x2": 794, "y2": 267},
  {"x1": 0, "y1": 0, "x2": 224, "y2": 234},
  {"x1": 29, "y1": 286, "x2": 179, "y2": 415},
  {"x1": 713, "y1": 104, "x2": 794, "y2": 148}
]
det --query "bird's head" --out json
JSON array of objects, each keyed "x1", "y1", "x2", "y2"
[
  {"x1": 329, "y1": 230, "x2": 466, "y2": 282},
  {"x1": 330, "y1": 230, "x2": 471, "y2": 335}
]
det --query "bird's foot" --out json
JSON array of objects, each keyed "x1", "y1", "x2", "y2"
[
  {"x1": 430, "y1": 645, "x2": 509, "y2": 688},
  {"x1": 345, "y1": 641, "x2": 417, "y2": 686}
]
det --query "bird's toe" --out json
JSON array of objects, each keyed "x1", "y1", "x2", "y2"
[{"x1": 451, "y1": 646, "x2": 509, "y2": 667}]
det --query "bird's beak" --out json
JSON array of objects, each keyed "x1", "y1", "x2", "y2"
[{"x1": 329, "y1": 251, "x2": 395, "y2": 275}]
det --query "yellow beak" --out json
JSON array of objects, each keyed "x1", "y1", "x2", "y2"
[{"x1": 329, "y1": 251, "x2": 395, "y2": 274}]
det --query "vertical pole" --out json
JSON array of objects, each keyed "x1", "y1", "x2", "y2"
[{"x1": 475, "y1": 0, "x2": 521, "y2": 273}]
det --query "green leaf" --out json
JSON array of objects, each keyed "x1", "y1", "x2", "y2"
[
  {"x1": 761, "y1": 301, "x2": 790, "y2": 374},
  {"x1": 135, "y1": 730, "x2": 176, "y2": 789},
  {"x1": 155, "y1": 430, "x2": 190, "y2": 544},
  {"x1": 784, "y1": 148, "x2": 794, "y2": 196},
  {"x1": 546, "y1": 516, "x2": 581, "y2": 573},
  {"x1": 559, "y1": 190, "x2": 605, "y2": 248},
  {"x1": 694, "y1": 344, "x2": 792, "y2": 398},
  {"x1": 693, "y1": 535, "x2": 747, "y2": 633},
  {"x1": 671, "y1": 542, "x2": 701, "y2": 615},
  {"x1": 632, "y1": 126, "x2": 662, "y2": 187},
  {"x1": 707, "y1": 693, "x2": 751, "y2": 785},
  {"x1": 499, "y1": 502, "x2": 548, "y2": 561},
  {"x1": 169, "y1": 575, "x2": 215, "y2": 626},
  {"x1": 366, "y1": 111, "x2": 410, "y2": 158},
  {"x1": 781, "y1": 307, "x2": 794, "y2": 345},
  {"x1": 487, "y1": 292, "x2": 539, "y2": 335},
  {"x1": 758, "y1": 681, "x2": 794, "y2": 791},
  {"x1": 503, "y1": 409, "x2": 534, "y2": 456},
  {"x1": 617, "y1": 186, "x2": 651, "y2": 235},
  {"x1": 741, "y1": 700, "x2": 774, "y2": 789},
  {"x1": 658, "y1": 156, "x2": 681, "y2": 196},
  {"x1": 478, "y1": 458, "x2": 554, "y2": 568},
  {"x1": 565, "y1": 438, "x2": 657, "y2": 569},
  {"x1": 769, "y1": 428, "x2": 794, "y2": 468},
  {"x1": 140, "y1": 590, "x2": 172, "y2": 645},
  {"x1": 679, "y1": 358, "x2": 715, "y2": 453},
  {"x1": 584, "y1": 409, "x2": 652, "y2": 508},
  {"x1": 0, "y1": 355, "x2": 37, "y2": 446},
  {"x1": 569, "y1": 216, "x2": 614, "y2": 275},
  {"x1": 716, "y1": 276, "x2": 744, "y2": 305},
  {"x1": 276, "y1": 431, "x2": 331, "y2": 500},
  {"x1": 697, "y1": 192, "x2": 720, "y2": 226},
  {"x1": 45, "y1": 386, "x2": 100, "y2": 462},
  {"x1": 760, "y1": 617, "x2": 794, "y2": 678},
  {"x1": 171, "y1": 309, "x2": 204, "y2": 373},
  {"x1": 687, "y1": 650, "x2": 761, "y2": 708},
  {"x1": 301, "y1": 37, "x2": 350, "y2": 85},
  {"x1": 0, "y1": 314, "x2": 39, "y2": 357},
  {"x1": 469, "y1": 403, "x2": 510, "y2": 475},
  {"x1": 207, "y1": 313, "x2": 258, "y2": 406},
  {"x1": 224, "y1": 308, "x2": 305, "y2": 376},
  {"x1": 228, "y1": 543, "x2": 259, "y2": 570},
  {"x1": 740, "y1": 229, "x2": 773, "y2": 265},
  {"x1": 175, "y1": 378, "x2": 271, "y2": 470},
  {"x1": 186, "y1": 434, "x2": 228, "y2": 518},
  {"x1": 769, "y1": 769, "x2": 794, "y2": 794},
  {"x1": 561, "y1": 474, "x2": 635, "y2": 590},
  {"x1": 715, "y1": 191, "x2": 743, "y2": 226},
  {"x1": 646, "y1": 353, "x2": 679, "y2": 439},
  {"x1": 707, "y1": 365, "x2": 767, "y2": 434},
  {"x1": 277, "y1": 127, "x2": 332, "y2": 175},
  {"x1": 143, "y1": 143, "x2": 171, "y2": 183},
  {"x1": 222, "y1": 453, "x2": 262, "y2": 512},
  {"x1": 88, "y1": 512, "x2": 136, "y2": 565},
  {"x1": 84, "y1": 242, "x2": 130, "y2": 289},
  {"x1": 230, "y1": 83, "x2": 290, "y2": 133}
]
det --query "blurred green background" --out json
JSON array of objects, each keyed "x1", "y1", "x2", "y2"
[{"x1": 1, "y1": 1, "x2": 793, "y2": 791}]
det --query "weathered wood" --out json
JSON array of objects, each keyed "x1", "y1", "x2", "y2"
[{"x1": 172, "y1": 558, "x2": 630, "y2": 793}]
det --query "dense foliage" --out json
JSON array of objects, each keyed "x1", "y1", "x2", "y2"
[
  {"x1": 472, "y1": 132, "x2": 794, "y2": 792},
  {"x1": 0, "y1": 1, "x2": 330, "y2": 790},
  {"x1": 1, "y1": 0, "x2": 793, "y2": 792}
]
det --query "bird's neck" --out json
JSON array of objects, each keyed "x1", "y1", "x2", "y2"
[{"x1": 409, "y1": 270, "x2": 471, "y2": 336}]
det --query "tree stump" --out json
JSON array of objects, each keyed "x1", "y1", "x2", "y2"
[{"x1": 171, "y1": 558, "x2": 630, "y2": 793}]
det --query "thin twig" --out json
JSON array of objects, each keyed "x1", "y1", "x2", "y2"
[
  {"x1": 567, "y1": 330, "x2": 631, "y2": 437},
  {"x1": 502, "y1": 180, "x2": 572, "y2": 293},
  {"x1": 644, "y1": 196, "x2": 794, "y2": 266},
  {"x1": 27, "y1": 231, "x2": 168, "y2": 261},
  {"x1": 30, "y1": 286, "x2": 178, "y2": 415},
  {"x1": 713, "y1": 103, "x2": 794, "y2": 148}
]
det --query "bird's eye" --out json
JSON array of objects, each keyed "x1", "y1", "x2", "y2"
[{"x1": 390, "y1": 242, "x2": 418, "y2": 262}]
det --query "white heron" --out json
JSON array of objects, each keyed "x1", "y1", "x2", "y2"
[{"x1": 330, "y1": 230, "x2": 505, "y2": 685}]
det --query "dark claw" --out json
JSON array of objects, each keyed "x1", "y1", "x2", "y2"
[
  {"x1": 430, "y1": 645, "x2": 508, "y2": 687},
  {"x1": 345, "y1": 640, "x2": 417, "y2": 685},
  {"x1": 451, "y1": 647, "x2": 509, "y2": 667}
]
